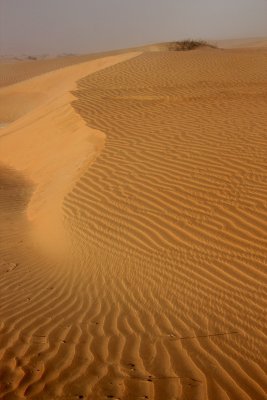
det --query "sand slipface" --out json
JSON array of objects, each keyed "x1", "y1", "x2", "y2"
[
  {"x1": 0, "y1": 44, "x2": 267, "y2": 400},
  {"x1": 0, "y1": 54, "x2": 116, "y2": 89}
]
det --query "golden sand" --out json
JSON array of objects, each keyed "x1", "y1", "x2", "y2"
[{"x1": 0, "y1": 43, "x2": 267, "y2": 399}]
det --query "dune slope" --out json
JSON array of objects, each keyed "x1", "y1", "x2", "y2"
[
  {"x1": 66, "y1": 49, "x2": 267, "y2": 400},
  {"x1": 0, "y1": 48, "x2": 267, "y2": 399},
  {"x1": 0, "y1": 54, "x2": 115, "y2": 88}
]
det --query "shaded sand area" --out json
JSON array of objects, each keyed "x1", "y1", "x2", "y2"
[{"x1": 0, "y1": 44, "x2": 267, "y2": 399}]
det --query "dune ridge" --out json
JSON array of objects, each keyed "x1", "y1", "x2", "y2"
[
  {"x1": 0, "y1": 47, "x2": 267, "y2": 399},
  {"x1": 0, "y1": 54, "x2": 121, "y2": 89},
  {"x1": 65, "y1": 49, "x2": 267, "y2": 399}
]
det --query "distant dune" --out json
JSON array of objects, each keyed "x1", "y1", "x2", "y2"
[
  {"x1": 0, "y1": 53, "x2": 120, "y2": 88},
  {"x1": 0, "y1": 41, "x2": 267, "y2": 400},
  {"x1": 2, "y1": 37, "x2": 266, "y2": 89},
  {"x1": 216, "y1": 37, "x2": 267, "y2": 49}
]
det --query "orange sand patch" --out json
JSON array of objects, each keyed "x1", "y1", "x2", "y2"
[{"x1": 0, "y1": 46, "x2": 267, "y2": 400}]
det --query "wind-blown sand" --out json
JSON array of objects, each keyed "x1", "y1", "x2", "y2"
[
  {"x1": 0, "y1": 43, "x2": 267, "y2": 400},
  {"x1": 0, "y1": 54, "x2": 120, "y2": 89}
]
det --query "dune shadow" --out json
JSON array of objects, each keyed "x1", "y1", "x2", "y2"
[{"x1": 0, "y1": 164, "x2": 33, "y2": 214}]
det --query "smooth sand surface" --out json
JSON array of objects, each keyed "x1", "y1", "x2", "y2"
[
  {"x1": 0, "y1": 54, "x2": 119, "y2": 89},
  {"x1": 0, "y1": 45, "x2": 267, "y2": 400}
]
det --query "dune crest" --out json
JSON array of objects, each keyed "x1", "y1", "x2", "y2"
[
  {"x1": 0, "y1": 52, "x2": 140, "y2": 253},
  {"x1": 67, "y1": 49, "x2": 267, "y2": 399},
  {"x1": 0, "y1": 46, "x2": 267, "y2": 400}
]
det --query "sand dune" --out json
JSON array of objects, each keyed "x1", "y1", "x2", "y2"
[
  {"x1": 0, "y1": 46, "x2": 267, "y2": 400},
  {"x1": 216, "y1": 37, "x2": 267, "y2": 49},
  {"x1": 0, "y1": 54, "x2": 121, "y2": 89}
]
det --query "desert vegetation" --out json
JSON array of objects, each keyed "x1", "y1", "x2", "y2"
[{"x1": 169, "y1": 39, "x2": 214, "y2": 51}]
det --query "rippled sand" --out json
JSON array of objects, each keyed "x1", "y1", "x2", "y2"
[{"x1": 0, "y1": 44, "x2": 267, "y2": 400}]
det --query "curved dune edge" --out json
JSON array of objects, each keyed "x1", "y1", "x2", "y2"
[
  {"x1": 0, "y1": 47, "x2": 267, "y2": 400},
  {"x1": 0, "y1": 53, "x2": 123, "y2": 89},
  {"x1": 66, "y1": 49, "x2": 267, "y2": 399},
  {"x1": 0, "y1": 52, "x2": 141, "y2": 252}
]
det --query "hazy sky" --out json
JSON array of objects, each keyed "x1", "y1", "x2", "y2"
[{"x1": 1, "y1": 0, "x2": 267, "y2": 55}]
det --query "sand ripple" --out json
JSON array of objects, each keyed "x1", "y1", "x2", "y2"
[{"x1": 0, "y1": 49, "x2": 267, "y2": 399}]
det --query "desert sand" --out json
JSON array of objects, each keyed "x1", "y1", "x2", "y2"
[
  {"x1": 0, "y1": 53, "x2": 123, "y2": 89},
  {"x1": 216, "y1": 37, "x2": 267, "y2": 49},
  {"x1": 0, "y1": 41, "x2": 267, "y2": 400}
]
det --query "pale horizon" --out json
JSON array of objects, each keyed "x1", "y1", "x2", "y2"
[{"x1": 1, "y1": 0, "x2": 267, "y2": 56}]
